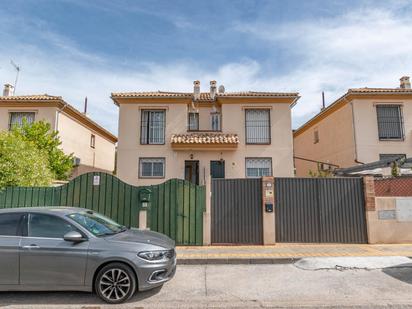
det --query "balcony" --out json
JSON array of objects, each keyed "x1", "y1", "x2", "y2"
[{"x1": 171, "y1": 132, "x2": 239, "y2": 150}]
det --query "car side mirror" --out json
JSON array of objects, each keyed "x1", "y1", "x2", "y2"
[{"x1": 64, "y1": 231, "x2": 86, "y2": 242}]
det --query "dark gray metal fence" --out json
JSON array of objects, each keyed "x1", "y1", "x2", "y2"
[
  {"x1": 275, "y1": 177, "x2": 367, "y2": 243},
  {"x1": 211, "y1": 178, "x2": 263, "y2": 244}
]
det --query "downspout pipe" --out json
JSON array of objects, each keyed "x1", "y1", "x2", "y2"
[{"x1": 346, "y1": 96, "x2": 361, "y2": 165}]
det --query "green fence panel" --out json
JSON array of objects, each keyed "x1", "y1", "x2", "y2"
[{"x1": 0, "y1": 173, "x2": 206, "y2": 245}]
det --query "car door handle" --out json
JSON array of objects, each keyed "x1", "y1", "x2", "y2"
[{"x1": 22, "y1": 245, "x2": 40, "y2": 249}]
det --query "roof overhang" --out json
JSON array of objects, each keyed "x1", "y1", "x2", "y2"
[
  {"x1": 294, "y1": 90, "x2": 412, "y2": 138},
  {"x1": 111, "y1": 92, "x2": 300, "y2": 107},
  {"x1": 0, "y1": 97, "x2": 117, "y2": 143}
]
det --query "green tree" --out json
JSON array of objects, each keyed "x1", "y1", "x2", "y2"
[
  {"x1": 12, "y1": 120, "x2": 74, "y2": 180},
  {"x1": 0, "y1": 131, "x2": 53, "y2": 188}
]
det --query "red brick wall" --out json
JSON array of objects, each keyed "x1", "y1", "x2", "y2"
[{"x1": 374, "y1": 177, "x2": 412, "y2": 197}]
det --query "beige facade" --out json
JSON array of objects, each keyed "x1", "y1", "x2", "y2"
[
  {"x1": 367, "y1": 197, "x2": 412, "y2": 244},
  {"x1": 0, "y1": 94, "x2": 117, "y2": 177},
  {"x1": 113, "y1": 82, "x2": 299, "y2": 186},
  {"x1": 294, "y1": 77, "x2": 412, "y2": 176}
]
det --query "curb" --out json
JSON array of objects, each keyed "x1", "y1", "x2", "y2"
[{"x1": 177, "y1": 257, "x2": 300, "y2": 265}]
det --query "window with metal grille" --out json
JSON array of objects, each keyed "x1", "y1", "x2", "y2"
[
  {"x1": 246, "y1": 158, "x2": 272, "y2": 178},
  {"x1": 376, "y1": 105, "x2": 404, "y2": 140},
  {"x1": 8, "y1": 112, "x2": 35, "y2": 130},
  {"x1": 188, "y1": 112, "x2": 199, "y2": 131},
  {"x1": 139, "y1": 158, "x2": 165, "y2": 178},
  {"x1": 140, "y1": 110, "x2": 165, "y2": 144},
  {"x1": 245, "y1": 109, "x2": 270, "y2": 144},
  {"x1": 211, "y1": 112, "x2": 221, "y2": 131}
]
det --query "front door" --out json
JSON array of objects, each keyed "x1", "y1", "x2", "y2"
[
  {"x1": 185, "y1": 160, "x2": 199, "y2": 185},
  {"x1": 20, "y1": 213, "x2": 89, "y2": 286},
  {"x1": 0, "y1": 212, "x2": 25, "y2": 285},
  {"x1": 210, "y1": 160, "x2": 225, "y2": 178}
]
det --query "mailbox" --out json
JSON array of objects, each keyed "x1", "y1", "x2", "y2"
[
  {"x1": 265, "y1": 203, "x2": 273, "y2": 213},
  {"x1": 139, "y1": 188, "x2": 151, "y2": 208}
]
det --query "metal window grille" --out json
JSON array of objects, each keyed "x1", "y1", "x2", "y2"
[
  {"x1": 8, "y1": 112, "x2": 35, "y2": 130},
  {"x1": 246, "y1": 158, "x2": 272, "y2": 178},
  {"x1": 376, "y1": 105, "x2": 404, "y2": 140},
  {"x1": 188, "y1": 112, "x2": 199, "y2": 130},
  {"x1": 140, "y1": 110, "x2": 165, "y2": 144},
  {"x1": 139, "y1": 158, "x2": 165, "y2": 178},
  {"x1": 245, "y1": 109, "x2": 270, "y2": 144},
  {"x1": 211, "y1": 112, "x2": 221, "y2": 131}
]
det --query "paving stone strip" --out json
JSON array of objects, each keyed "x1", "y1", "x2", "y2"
[{"x1": 176, "y1": 244, "x2": 412, "y2": 264}]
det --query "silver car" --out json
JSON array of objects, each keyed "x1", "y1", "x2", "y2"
[{"x1": 0, "y1": 207, "x2": 176, "y2": 304}]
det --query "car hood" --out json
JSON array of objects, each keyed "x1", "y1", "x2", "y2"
[{"x1": 104, "y1": 229, "x2": 175, "y2": 249}]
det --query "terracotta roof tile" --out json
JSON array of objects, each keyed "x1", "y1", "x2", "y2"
[
  {"x1": 111, "y1": 91, "x2": 298, "y2": 99},
  {"x1": 171, "y1": 133, "x2": 239, "y2": 144},
  {"x1": 0, "y1": 94, "x2": 62, "y2": 101},
  {"x1": 349, "y1": 87, "x2": 412, "y2": 93}
]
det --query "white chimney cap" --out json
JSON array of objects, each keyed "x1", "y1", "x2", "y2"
[
  {"x1": 400, "y1": 76, "x2": 411, "y2": 89},
  {"x1": 3, "y1": 84, "x2": 14, "y2": 97}
]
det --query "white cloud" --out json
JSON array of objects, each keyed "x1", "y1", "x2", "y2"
[
  {"x1": 234, "y1": 5, "x2": 412, "y2": 126},
  {"x1": 1, "y1": 3, "x2": 412, "y2": 134}
]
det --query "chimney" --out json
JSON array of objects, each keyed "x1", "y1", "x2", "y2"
[
  {"x1": 193, "y1": 80, "x2": 200, "y2": 100},
  {"x1": 3, "y1": 84, "x2": 14, "y2": 96},
  {"x1": 210, "y1": 80, "x2": 217, "y2": 100},
  {"x1": 218, "y1": 85, "x2": 225, "y2": 94},
  {"x1": 321, "y1": 91, "x2": 326, "y2": 111},
  {"x1": 83, "y1": 97, "x2": 88, "y2": 114},
  {"x1": 400, "y1": 76, "x2": 411, "y2": 89}
]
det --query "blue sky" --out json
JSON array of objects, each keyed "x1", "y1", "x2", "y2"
[{"x1": 1, "y1": 0, "x2": 412, "y2": 134}]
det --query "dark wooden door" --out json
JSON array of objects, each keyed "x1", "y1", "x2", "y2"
[{"x1": 185, "y1": 161, "x2": 199, "y2": 185}]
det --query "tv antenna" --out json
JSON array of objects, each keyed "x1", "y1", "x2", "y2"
[{"x1": 10, "y1": 60, "x2": 21, "y2": 93}]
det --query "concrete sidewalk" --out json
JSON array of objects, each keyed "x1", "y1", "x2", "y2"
[{"x1": 176, "y1": 243, "x2": 412, "y2": 264}]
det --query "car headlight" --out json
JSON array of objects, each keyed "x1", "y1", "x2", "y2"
[{"x1": 138, "y1": 250, "x2": 173, "y2": 261}]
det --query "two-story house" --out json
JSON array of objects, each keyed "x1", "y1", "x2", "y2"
[
  {"x1": 112, "y1": 81, "x2": 299, "y2": 185},
  {"x1": 0, "y1": 84, "x2": 117, "y2": 178},
  {"x1": 294, "y1": 76, "x2": 412, "y2": 176}
]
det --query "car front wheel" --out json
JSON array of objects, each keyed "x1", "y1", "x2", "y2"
[{"x1": 95, "y1": 262, "x2": 137, "y2": 304}]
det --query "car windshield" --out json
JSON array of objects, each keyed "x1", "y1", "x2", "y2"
[{"x1": 67, "y1": 211, "x2": 127, "y2": 237}]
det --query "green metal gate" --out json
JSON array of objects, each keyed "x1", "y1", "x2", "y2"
[{"x1": 0, "y1": 173, "x2": 205, "y2": 245}]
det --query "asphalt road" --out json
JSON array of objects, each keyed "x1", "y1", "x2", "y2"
[{"x1": 1, "y1": 257, "x2": 412, "y2": 308}]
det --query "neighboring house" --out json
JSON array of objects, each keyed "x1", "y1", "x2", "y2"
[
  {"x1": 112, "y1": 81, "x2": 299, "y2": 186},
  {"x1": 294, "y1": 76, "x2": 412, "y2": 176},
  {"x1": 0, "y1": 84, "x2": 117, "y2": 178}
]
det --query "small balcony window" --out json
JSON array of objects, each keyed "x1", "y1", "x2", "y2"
[
  {"x1": 211, "y1": 112, "x2": 221, "y2": 131},
  {"x1": 188, "y1": 112, "x2": 199, "y2": 131}
]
